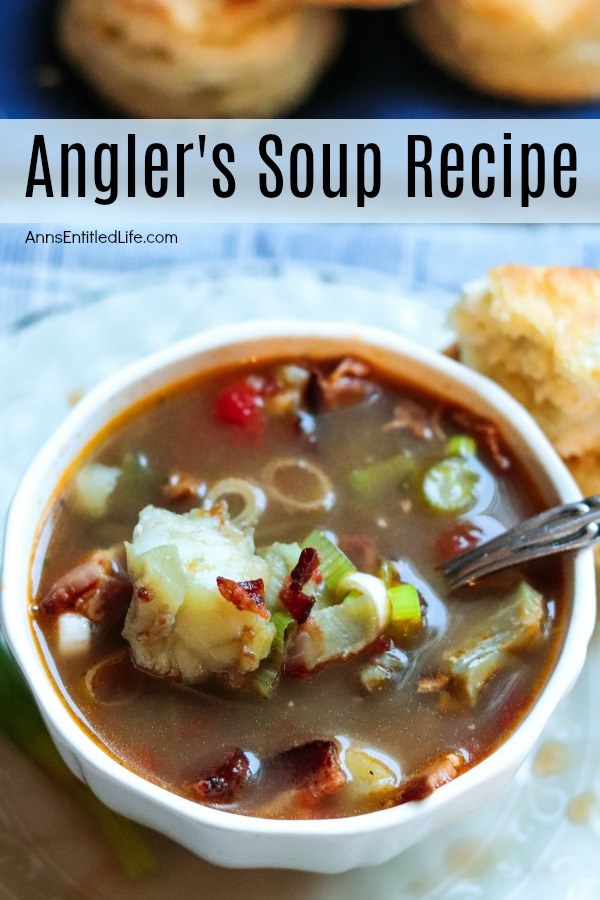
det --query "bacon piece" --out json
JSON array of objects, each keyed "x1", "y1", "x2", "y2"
[
  {"x1": 396, "y1": 750, "x2": 467, "y2": 804},
  {"x1": 187, "y1": 749, "x2": 251, "y2": 804},
  {"x1": 450, "y1": 409, "x2": 511, "y2": 471},
  {"x1": 291, "y1": 547, "x2": 320, "y2": 585},
  {"x1": 216, "y1": 577, "x2": 269, "y2": 620},
  {"x1": 269, "y1": 739, "x2": 346, "y2": 802},
  {"x1": 338, "y1": 534, "x2": 380, "y2": 574},
  {"x1": 385, "y1": 398, "x2": 439, "y2": 440},
  {"x1": 280, "y1": 589, "x2": 314, "y2": 626},
  {"x1": 40, "y1": 546, "x2": 132, "y2": 624},
  {"x1": 305, "y1": 358, "x2": 376, "y2": 414},
  {"x1": 161, "y1": 471, "x2": 202, "y2": 502},
  {"x1": 279, "y1": 547, "x2": 320, "y2": 624}
]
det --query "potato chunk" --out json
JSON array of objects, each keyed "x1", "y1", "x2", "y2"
[{"x1": 122, "y1": 506, "x2": 275, "y2": 683}]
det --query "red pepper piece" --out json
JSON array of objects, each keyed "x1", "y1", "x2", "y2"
[
  {"x1": 434, "y1": 521, "x2": 485, "y2": 563},
  {"x1": 215, "y1": 379, "x2": 264, "y2": 430}
]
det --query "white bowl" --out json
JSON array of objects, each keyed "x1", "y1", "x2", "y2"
[{"x1": 1, "y1": 321, "x2": 596, "y2": 874}]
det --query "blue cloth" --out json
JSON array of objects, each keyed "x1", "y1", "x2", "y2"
[{"x1": 2, "y1": 223, "x2": 600, "y2": 332}]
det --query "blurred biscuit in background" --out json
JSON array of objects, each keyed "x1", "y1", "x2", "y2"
[
  {"x1": 58, "y1": 0, "x2": 343, "y2": 117},
  {"x1": 403, "y1": 0, "x2": 600, "y2": 104},
  {"x1": 567, "y1": 453, "x2": 600, "y2": 570},
  {"x1": 452, "y1": 264, "x2": 600, "y2": 571},
  {"x1": 451, "y1": 265, "x2": 600, "y2": 460},
  {"x1": 309, "y1": 0, "x2": 415, "y2": 9},
  {"x1": 567, "y1": 452, "x2": 600, "y2": 503}
]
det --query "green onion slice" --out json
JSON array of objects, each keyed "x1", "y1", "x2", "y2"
[
  {"x1": 445, "y1": 435, "x2": 477, "y2": 458},
  {"x1": 388, "y1": 584, "x2": 422, "y2": 624},
  {"x1": 349, "y1": 452, "x2": 415, "y2": 499},
  {"x1": 301, "y1": 530, "x2": 356, "y2": 589},
  {"x1": 422, "y1": 456, "x2": 479, "y2": 512}
]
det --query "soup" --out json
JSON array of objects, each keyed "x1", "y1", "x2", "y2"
[{"x1": 31, "y1": 355, "x2": 565, "y2": 819}]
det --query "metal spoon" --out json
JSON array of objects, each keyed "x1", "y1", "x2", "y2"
[{"x1": 440, "y1": 496, "x2": 600, "y2": 590}]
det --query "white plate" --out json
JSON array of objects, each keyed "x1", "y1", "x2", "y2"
[{"x1": 0, "y1": 263, "x2": 598, "y2": 899}]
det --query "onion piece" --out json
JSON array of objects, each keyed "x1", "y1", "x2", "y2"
[
  {"x1": 300, "y1": 530, "x2": 355, "y2": 589},
  {"x1": 337, "y1": 572, "x2": 390, "y2": 629},
  {"x1": 262, "y1": 457, "x2": 335, "y2": 513},
  {"x1": 285, "y1": 571, "x2": 390, "y2": 674},
  {"x1": 343, "y1": 743, "x2": 399, "y2": 809},
  {"x1": 74, "y1": 463, "x2": 120, "y2": 517},
  {"x1": 205, "y1": 478, "x2": 266, "y2": 527},
  {"x1": 85, "y1": 648, "x2": 145, "y2": 705},
  {"x1": 57, "y1": 613, "x2": 92, "y2": 656},
  {"x1": 278, "y1": 364, "x2": 310, "y2": 387}
]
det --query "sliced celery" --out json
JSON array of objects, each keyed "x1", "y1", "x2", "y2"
[
  {"x1": 300, "y1": 530, "x2": 356, "y2": 589},
  {"x1": 422, "y1": 456, "x2": 479, "y2": 512},
  {"x1": 286, "y1": 591, "x2": 382, "y2": 672},
  {"x1": 445, "y1": 435, "x2": 477, "y2": 458},
  {"x1": 349, "y1": 452, "x2": 416, "y2": 499},
  {"x1": 250, "y1": 611, "x2": 295, "y2": 698},
  {"x1": 258, "y1": 541, "x2": 302, "y2": 608},
  {"x1": 388, "y1": 584, "x2": 422, "y2": 624},
  {"x1": 443, "y1": 581, "x2": 545, "y2": 705}
]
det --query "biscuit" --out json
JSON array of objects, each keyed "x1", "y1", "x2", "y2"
[
  {"x1": 566, "y1": 453, "x2": 600, "y2": 570},
  {"x1": 452, "y1": 265, "x2": 600, "y2": 459},
  {"x1": 58, "y1": 0, "x2": 343, "y2": 117},
  {"x1": 567, "y1": 452, "x2": 600, "y2": 500},
  {"x1": 312, "y1": 0, "x2": 414, "y2": 8},
  {"x1": 403, "y1": 0, "x2": 600, "y2": 104}
]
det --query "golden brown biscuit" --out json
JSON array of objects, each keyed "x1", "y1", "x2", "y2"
[
  {"x1": 403, "y1": 0, "x2": 600, "y2": 104},
  {"x1": 58, "y1": 0, "x2": 343, "y2": 117},
  {"x1": 312, "y1": 0, "x2": 413, "y2": 9},
  {"x1": 566, "y1": 453, "x2": 600, "y2": 570},
  {"x1": 452, "y1": 265, "x2": 600, "y2": 459},
  {"x1": 567, "y1": 452, "x2": 600, "y2": 499}
]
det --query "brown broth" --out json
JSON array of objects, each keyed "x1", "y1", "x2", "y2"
[{"x1": 31, "y1": 357, "x2": 566, "y2": 819}]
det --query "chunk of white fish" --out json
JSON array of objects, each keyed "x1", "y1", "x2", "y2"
[{"x1": 122, "y1": 506, "x2": 275, "y2": 683}]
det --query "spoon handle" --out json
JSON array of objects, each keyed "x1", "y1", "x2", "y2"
[{"x1": 440, "y1": 496, "x2": 600, "y2": 590}]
